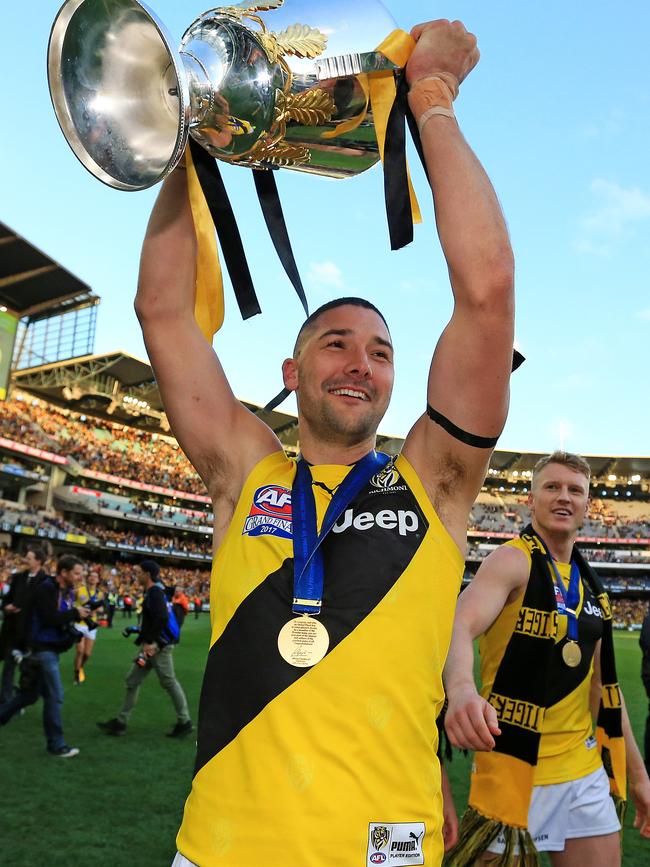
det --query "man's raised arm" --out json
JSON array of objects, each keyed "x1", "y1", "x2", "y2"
[
  {"x1": 401, "y1": 20, "x2": 515, "y2": 531},
  {"x1": 135, "y1": 168, "x2": 279, "y2": 503}
]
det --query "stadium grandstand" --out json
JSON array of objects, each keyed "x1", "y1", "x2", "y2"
[{"x1": 0, "y1": 222, "x2": 648, "y2": 625}]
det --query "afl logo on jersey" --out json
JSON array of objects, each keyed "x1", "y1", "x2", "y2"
[
  {"x1": 242, "y1": 485, "x2": 293, "y2": 539},
  {"x1": 370, "y1": 855, "x2": 386, "y2": 864},
  {"x1": 252, "y1": 485, "x2": 292, "y2": 517}
]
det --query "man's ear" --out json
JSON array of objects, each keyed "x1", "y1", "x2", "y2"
[
  {"x1": 527, "y1": 490, "x2": 534, "y2": 512},
  {"x1": 282, "y1": 357, "x2": 298, "y2": 392}
]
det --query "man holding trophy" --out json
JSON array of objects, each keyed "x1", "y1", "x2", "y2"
[{"x1": 135, "y1": 17, "x2": 514, "y2": 867}]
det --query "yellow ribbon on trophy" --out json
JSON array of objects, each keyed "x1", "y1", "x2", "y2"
[
  {"x1": 323, "y1": 29, "x2": 422, "y2": 226},
  {"x1": 185, "y1": 143, "x2": 225, "y2": 342}
]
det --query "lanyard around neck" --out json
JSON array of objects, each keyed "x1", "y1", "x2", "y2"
[
  {"x1": 291, "y1": 451, "x2": 390, "y2": 615},
  {"x1": 537, "y1": 536, "x2": 581, "y2": 643}
]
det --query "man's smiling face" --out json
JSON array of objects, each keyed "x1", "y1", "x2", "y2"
[
  {"x1": 529, "y1": 462, "x2": 590, "y2": 538},
  {"x1": 283, "y1": 304, "x2": 394, "y2": 448}
]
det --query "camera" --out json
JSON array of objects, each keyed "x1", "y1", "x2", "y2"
[
  {"x1": 122, "y1": 625, "x2": 141, "y2": 638},
  {"x1": 134, "y1": 642, "x2": 158, "y2": 668}
]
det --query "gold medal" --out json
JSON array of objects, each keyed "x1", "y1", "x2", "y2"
[
  {"x1": 278, "y1": 615, "x2": 330, "y2": 668},
  {"x1": 562, "y1": 641, "x2": 582, "y2": 668}
]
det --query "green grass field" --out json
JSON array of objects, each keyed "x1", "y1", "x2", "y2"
[{"x1": 1, "y1": 622, "x2": 649, "y2": 865}]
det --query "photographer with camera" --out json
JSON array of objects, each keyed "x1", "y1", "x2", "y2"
[
  {"x1": 98, "y1": 560, "x2": 192, "y2": 738},
  {"x1": 0, "y1": 545, "x2": 49, "y2": 703},
  {"x1": 0, "y1": 554, "x2": 89, "y2": 758}
]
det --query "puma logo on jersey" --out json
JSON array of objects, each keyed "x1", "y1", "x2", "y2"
[{"x1": 332, "y1": 508, "x2": 419, "y2": 536}]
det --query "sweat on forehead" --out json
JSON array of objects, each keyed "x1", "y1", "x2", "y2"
[{"x1": 293, "y1": 297, "x2": 390, "y2": 355}]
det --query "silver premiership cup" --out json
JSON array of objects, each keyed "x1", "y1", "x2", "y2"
[{"x1": 47, "y1": 0, "x2": 401, "y2": 190}]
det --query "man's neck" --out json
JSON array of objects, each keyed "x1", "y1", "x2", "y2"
[
  {"x1": 532, "y1": 520, "x2": 576, "y2": 563},
  {"x1": 297, "y1": 428, "x2": 377, "y2": 466}
]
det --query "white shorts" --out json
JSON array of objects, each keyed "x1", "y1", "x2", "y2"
[
  {"x1": 487, "y1": 766, "x2": 621, "y2": 854},
  {"x1": 75, "y1": 624, "x2": 98, "y2": 641},
  {"x1": 172, "y1": 854, "x2": 195, "y2": 867}
]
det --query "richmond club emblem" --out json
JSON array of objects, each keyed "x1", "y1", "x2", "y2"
[
  {"x1": 371, "y1": 826, "x2": 390, "y2": 850},
  {"x1": 371, "y1": 463, "x2": 400, "y2": 490}
]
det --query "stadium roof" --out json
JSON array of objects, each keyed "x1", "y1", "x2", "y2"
[
  {"x1": 11, "y1": 355, "x2": 650, "y2": 480},
  {"x1": 11, "y1": 351, "x2": 314, "y2": 441},
  {"x1": 11, "y1": 351, "x2": 406, "y2": 449},
  {"x1": 489, "y1": 450, "x2": 650, "y2": 480},
  {"x1": 0, "y1": 221, "x2": 99, "y2": 322}
]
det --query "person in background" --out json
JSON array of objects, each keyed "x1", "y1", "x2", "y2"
[
  {"x1": 173, "y1": 586, "x2": 190, "y2": 630},
  {"x1": 72, "y1": 567, "x2": 102, "y2": 684},
  {"x1": 0, "y1": 546, "x2": 48, "y2": 702},
  {"x1": 97, "y1": 559, "x2": 192, "y2": 738},
  {"x1": 444, "y1": 452, "x2": 650, "y2": 865},
  {"x1": 0, "y1": 554, "x2": 89, "y2": 757},
  {"x1": 640, "y1": 607, "x2": 650, "y2": 776}
]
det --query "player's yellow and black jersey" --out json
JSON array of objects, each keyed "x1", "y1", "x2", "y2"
[
  {"x1": 479, "y1": 536, "x2": 604, "y2": 786},
  {"x1": 74, "y1": 584, "x2": 90, "y2": 624},
  {"x1": 75, "y1": 584, "x2": 90, "y2": 608},
  {"x1": 177, "y1": 451, "x2": 464, "y2": 867}
]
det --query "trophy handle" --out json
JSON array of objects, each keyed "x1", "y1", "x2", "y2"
[{"x1": 48, "y1": 0, "x2": 193, "y2": 190}]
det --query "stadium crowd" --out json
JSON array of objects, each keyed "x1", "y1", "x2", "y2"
[
  {"x1": 612, "y1": 599, "x2": 650, "y2": 628},
  {"x1": 0, "y1": 551, "x2": 210, "y2": 607},
  {"x1": 97, "y1": 498, "x2": 212, "y2": 528},
  {"x1": 74, "y1": 523, "x2": 211, "y2": 557},
  {"x1": 0, "y1": 394, "x2": 206, "y2": 495},
  {"x1": 470, "y1": 499, "x2": 650, "y2": 539}
]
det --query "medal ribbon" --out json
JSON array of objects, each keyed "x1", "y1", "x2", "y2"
[
  {"x1": 291, "y1": 451, "x2": 391, "y2": 615},
  {"x1": 546, "y1": 552, "x2": 581, "y2": 643}
]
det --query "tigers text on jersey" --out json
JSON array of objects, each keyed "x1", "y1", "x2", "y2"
[{"x1": 176, "y1": 451, "x2": 464, "y2": 866}]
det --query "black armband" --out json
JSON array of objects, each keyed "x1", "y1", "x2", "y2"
[
  {"x1": 426, "y1": 405, "x2": 500, "y2": 449},
  {"x1": 426, "y1": 348, "x2": 525, "y2": 448}
]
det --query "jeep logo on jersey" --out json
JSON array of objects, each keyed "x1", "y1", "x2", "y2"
[
  {"x1": 242, "y1": 485, "x2": 292, "y2": 539},
  {"x1": 583, "y1": 600, "x2": 602, "y2": 618},
  {"x1": 332, "y1": 508, "x2": 419, "y2": 536}
]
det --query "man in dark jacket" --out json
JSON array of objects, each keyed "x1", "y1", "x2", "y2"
[
  {"x1": 0, "y1": 553, "x2": 89, "y2": 757},
  {"x1": 98, "y1": 559, "x2": 192, "y2": 738},
  {"x1": 641, "y1": 610, "x2": 650, "y2": 775},
  {"x1": 0, "y1": 546, "x2": 49, "y2": 702}
]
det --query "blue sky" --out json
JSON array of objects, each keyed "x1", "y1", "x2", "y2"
[{"x1": 2, "y1": 1, "x2": 649, "y2": 456}]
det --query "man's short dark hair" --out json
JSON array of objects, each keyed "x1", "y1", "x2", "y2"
[
  {"x1": 139, "y1": 559, "x2": 160, "y2": 581},
  {"x1": 26, "y1": 545, "x2": 47, "y2": 565},
  {"x1": 293, "y1": 297, "x2": 390, "y2": 355},
  {"x1": 57, "y1": 554, "x2": 83, "y2": 574}
]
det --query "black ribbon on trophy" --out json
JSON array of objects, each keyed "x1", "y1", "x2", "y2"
[{"x1": 47, "y1": 0, "x2": 431, "y2": 343}]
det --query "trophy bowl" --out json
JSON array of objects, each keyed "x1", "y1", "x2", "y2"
[{"x1": 48, "y1": 0, "x2": 399, "y2": 190}]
